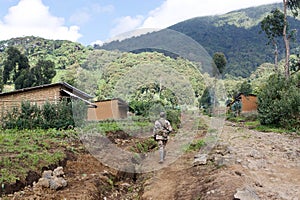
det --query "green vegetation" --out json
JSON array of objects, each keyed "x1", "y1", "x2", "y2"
[
  {"x1": 185, "y1": 139, "x2": 206, "y2": 152},
  {"x1": 0, "y1": 129, "x2": 74, "y2": 185},
  {"x1": 260, "y1": 8, "x2": 285, "y2": 70},
  {"x1": 98, "y1": 51, "x2": 204, "y2": 101},
  {"x1": 0, "y1": 36, "x2": 89, "y2": 70},
  {"x1": 82, "y1": 119, "x2": 154, "y2": 137},
  {"x1": 131, "y1": 138, "x2": 157, "y2": 153},
  {"x1": 101, "y1": 3, "x2": 300, "y2": 78},
  {"x1": 199, "y1": 86, "x2": 217, "y2": 115},
  {"x1": 2, "y1": 100, "x2": 87, "y2": 130},
  {"x1": 258, "y1": 73, "x2": 300, "y2": 131},
  {"x1": 212, "y1": 52, "x2": 227, "y2": 75},
  {"x1": 254, "y1": 125, "x2": 292, "y2": 133},
  {"x1": 2, "y1": 46, "x2": 56, "y2": 90}
]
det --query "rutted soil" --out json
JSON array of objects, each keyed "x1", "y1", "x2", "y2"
[{"x1": 2, "y1": 120, "x2": 300, "y2": 200}]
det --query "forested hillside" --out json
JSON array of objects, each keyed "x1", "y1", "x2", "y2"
[
  {"x1": 101, "y1": 3, "x2": 300, "y2": 77},
  {"x1": 0, "y1": 36, "x2": 90, "y2": 70},
  {"x1": 0, "y1": 37, "x2": 207, "y2": 105}
]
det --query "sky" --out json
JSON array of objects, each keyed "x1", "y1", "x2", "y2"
[{"x1": 0, "y1": 0, "x2": 282, "y2": 46}]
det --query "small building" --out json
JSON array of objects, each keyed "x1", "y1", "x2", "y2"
[
  {"x1": 0, "y1": 82, "x2": 95, "y2": 119},
  {"x1": 88, "y1": 98, "x2": 128, "y2": 121},
  {"x1": 239, "y1": 93, "x2": 258, "y2": 112},
  {"x1": 227, "y1": 93, "x2": 258, "y2": 114}
]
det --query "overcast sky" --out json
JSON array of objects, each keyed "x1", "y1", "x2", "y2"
[{"x1": 0, "y1": 0, "x2": 282, "y2": 45}]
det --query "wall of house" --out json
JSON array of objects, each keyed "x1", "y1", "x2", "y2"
[
  {"x1": 87, "y1": 99, "x2": 128, "y2": 121},
  {"x1": 0, "y1": 85, "x2": 62, "y2": 119},
  {"x1": 241, "y1": 95, "x2": 257, "y2": 112}
]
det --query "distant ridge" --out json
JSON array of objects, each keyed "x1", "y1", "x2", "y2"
[{"x1": 100, "y1": 3, "x2": 300, "y2": 77}]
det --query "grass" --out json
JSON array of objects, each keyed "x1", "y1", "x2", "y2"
[
  {"x1": 130, "y1": 138, "x2": 157, "y2": 153},
  {"x1": 254, "y1": 125, "x2": 292, "y2": 133},
  {"x1": 185, "y1": 139, "x2": 206, "y2": 152},
  {"x1": 82, "y1": 119, "x2": 153, "y2": 135},
  {"x1": 0, "y1": 128, "x2": 75, "y2": 186},
  {"x1": 227, "y1": 114, "x2": 298, "y2": 134}
]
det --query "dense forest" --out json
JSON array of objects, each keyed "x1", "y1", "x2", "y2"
[{"x1": 101, "y1": 3, "x2": 300, "y2": 78}]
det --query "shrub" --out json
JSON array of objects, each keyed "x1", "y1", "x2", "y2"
[
  {"x1": 2, "y1": 99, "x2": 87, "y2": 130},
  {"x1": 166, "y1": 109, "x2": 181, "y2": 129},
  {"x1": 258, "y1": 73, "x2": 300, "y2": 131},
  {"x1": 199, "y1": 87, "x2": 218, "y2": 115}
]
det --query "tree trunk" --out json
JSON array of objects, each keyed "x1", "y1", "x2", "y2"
[
  {"x1": 283, "y1": 0, "x2": 290, "y2": 78},
  {"x1": 273, "y1": 40, "x2": 278, "y2": 72}
]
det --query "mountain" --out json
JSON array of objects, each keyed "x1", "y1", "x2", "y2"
[{"x1": 100, "y1": 3, "x2": 300, "y2": 77}]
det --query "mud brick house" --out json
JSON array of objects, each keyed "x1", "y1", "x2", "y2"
[
  {"x1": 88, "y1": 98, "x2": 128, "y2": 121},
  {"x1": 0, "y1": 82, "x2": 95, "y2": 119},
  {"x1": 228, "y1": 93, "x2": 258, "y2": 113},
  {"x1": 239, "y1": 93, "x2": 258, "y2": 112}
]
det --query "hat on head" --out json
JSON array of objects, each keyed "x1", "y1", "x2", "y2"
[{"x1": 160, "y1": 112, "x2": 166, "y2": 118}]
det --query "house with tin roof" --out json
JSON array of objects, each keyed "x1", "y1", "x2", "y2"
[{"x1": 0, "y1": 82, "x2": 95, "y2": 120}]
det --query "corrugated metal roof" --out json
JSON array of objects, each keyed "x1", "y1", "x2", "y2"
[
  {"x1": 61, "y1": 89, "x2": 96, "y2": 107},
  {"x1": 0, "y1": 82, "x2": 93, "y2": 99}
]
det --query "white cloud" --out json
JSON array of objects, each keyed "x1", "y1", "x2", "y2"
[
  {"x1": 90, "y1": 40, "x2": 104, "y2": 46},
  {"x1": 142, "y1": 0, "x2": 282, "y2": 29},
  {"x1": 0, "y1": 0, "x2": 82, "y2": 41},
  {"x1": 110, "y1": 15, "x2": 144, "y2": 37}
]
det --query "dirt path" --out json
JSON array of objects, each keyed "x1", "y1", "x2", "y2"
[
  {"x1": 3, "y1": 119, "x2": 300, "y2": 200},
  {"x1": 141, "y1": 120, "x2": 300, "y2": 200}
]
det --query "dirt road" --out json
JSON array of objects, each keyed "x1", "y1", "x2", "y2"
[{"x1": 142, "y1": 121, "x2": 300, "y2": 200}]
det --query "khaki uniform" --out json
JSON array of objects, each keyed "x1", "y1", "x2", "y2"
[{"x1": 153, "y1": 117, "x2": 172, "y2": 163}]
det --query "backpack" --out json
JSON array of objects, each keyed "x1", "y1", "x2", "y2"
[{"x1": 154, "y1": 118, "x2": 170, "y2": 141}]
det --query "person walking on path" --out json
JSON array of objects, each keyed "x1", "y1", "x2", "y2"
[{"x1": 153, "y1": 112, "x2": 173, "y2": 163}]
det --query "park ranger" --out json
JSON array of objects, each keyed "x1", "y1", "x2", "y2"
[{"x1": 153, "y1": 112, "x2": 173, "y2": 163}]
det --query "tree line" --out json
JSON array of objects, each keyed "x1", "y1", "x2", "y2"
[{"x1": 1, "y1": 46, "x2": 56, "y2": 91}]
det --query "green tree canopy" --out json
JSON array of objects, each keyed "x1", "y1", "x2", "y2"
[
  {"x1": 258, "y1": 73, "x2": 300, "y2": 130},
  {"x1": 14, "y1": 59, "x2": 56, "y2": 90},
  {"x1": 239, "y1": 80, "x2": 253, "y2": 95},
  {"x1": 212, "y1": 52, "x2": 227, "y2": 75},
  {"x1": 3, "y1": 46, "x2": 30, "y2": 84},
  {"x1": 32, "y1": 59, "x2": 56, "y2": 86},
  {"x1": 260, "y1": 8, "x2": 285, "y2": 70},
  {"x1": 283, "y1": 0, "x2": 300, "y2": 77}
]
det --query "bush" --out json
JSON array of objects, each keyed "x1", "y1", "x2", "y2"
[
  {"x1": 258, "y1": 73, "x2": 300, "y2": 131},
  {"x1": 129, "y1": 99, "x2": 181, "y2": 129},
  {"x1": 166, "y1": 109, "x2": 181, "y2": 129},
  {"x1": 2, "y1": 99, "x2": 87, "y2": 130},
  {"x1": 199, "y1": 87, "x2": 218, "y2": 115}
]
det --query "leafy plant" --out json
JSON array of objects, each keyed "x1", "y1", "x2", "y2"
[
  {"x1": 2, "y1": 99, "x2": 83, "y2": 130},
  {"x1": 185, "y1": 139, "x2": 205, "y2": 152},
  {"x1": 258, "y1": 73, "x2": 300, "y2": 130}
]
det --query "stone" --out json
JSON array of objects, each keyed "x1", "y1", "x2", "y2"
[
  {"x1": 249, "y1": 150, "x2": 263, "y2": 159},
  {"x1": 42, "y1": 170, "x2": 52, "y2": 179},
  {"x1": 53, "y1": 167, "x2": 64, "y2": 177},
  {"x1": 120, "y1": 182, "x2": 131, "y2": 187},
  {"x1": 37, "y1": 167, "x2": 68, "y2": 190},
  {"x1": 234, "y1": 188, "x2": 260, "y2": 200},
  {"x1": 49, "y1": 177, "x2": 67, "y2": 190},
  {"x1": 36, "y1": 178, "x2": 50, "y2": 188},
  {"x1": 193, "y1": 154, "x2": 208, "y2": 166}
]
